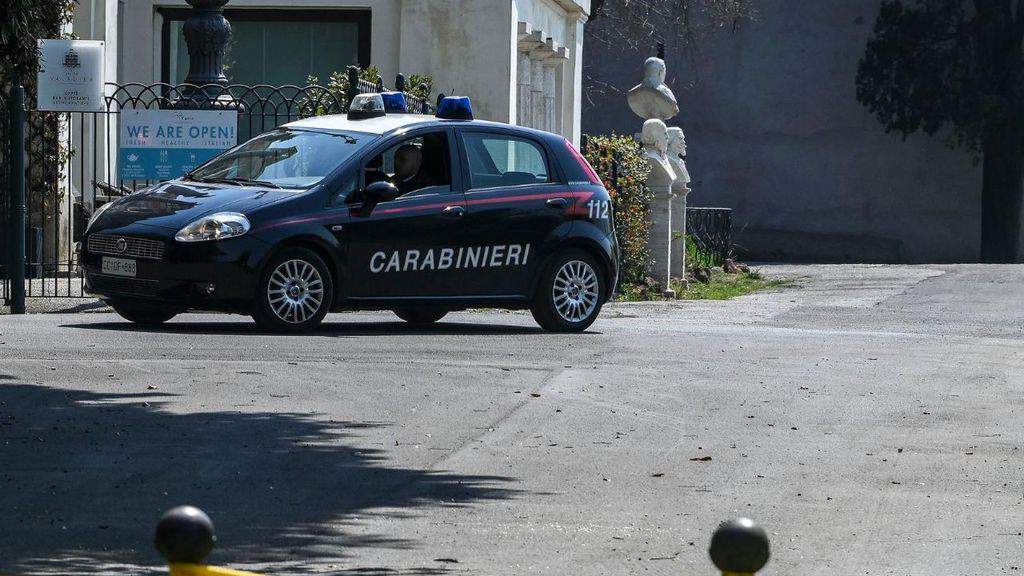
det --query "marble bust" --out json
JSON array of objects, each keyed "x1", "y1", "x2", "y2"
[
  {"x1": 666, "y1": 127, "x2": 690, "y2": 191},
  {"x1": 627, "y1": 57, "x2": 680, "y2": 121},
  {"x1": 641, "y1": 119, "x2": 676, "y2": 189}
]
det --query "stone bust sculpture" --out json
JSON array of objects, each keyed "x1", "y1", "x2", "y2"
[
  {"x1": 641, "y1": 119, "x2": 676, "y2": 189},
  {"x1": 666, "y1": 127, "x2": 690, "y2": 191},
  {"x1": 627, "y1": 57, "x2": 680, "y2": 121}
]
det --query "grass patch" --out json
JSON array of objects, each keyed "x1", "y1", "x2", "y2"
[
  {"x1": 674, "y1": 270, "x2": 792, "y2": 300},
  {"x1": 616, "y1": 269, "x2": 793, "y2": 302}
]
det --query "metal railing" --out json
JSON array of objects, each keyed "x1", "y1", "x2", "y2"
[{"x1": 687, "y1": 207, "x2": 733, "y2": 266}]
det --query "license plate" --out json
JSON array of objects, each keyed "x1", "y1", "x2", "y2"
[{"x1": 101, "y1": 257, "x2": 136, "y2": 277}]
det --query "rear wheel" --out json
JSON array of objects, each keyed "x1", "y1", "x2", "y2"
[
  {"x1": 112, "y1": 305, "x2": 177, "y2": 326},
  {"x1": 394, "y1": 307, "x2": 448, "y2": 325},
  {"x1": 530, "y1": 249, "x2": 605, "y2": 333},
  {"x1": 253, "y1": 247, "x2": 334, "y2": 333}
]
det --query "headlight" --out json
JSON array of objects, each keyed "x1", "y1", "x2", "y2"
[
  {"x1": 175, "y1": 212, "x2": 251, "y2": 243},
  {"x1": 86, "y1": 201, "x2": 116, "y2": 233}
]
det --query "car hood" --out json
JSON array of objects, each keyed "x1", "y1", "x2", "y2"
[{"x1": 91, "y1": 181, "x2": 297, "y2": 231}]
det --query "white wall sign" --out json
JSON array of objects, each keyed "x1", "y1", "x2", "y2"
[{"x1": 37, "y1": 39, "x2": 106, "y2": 112}]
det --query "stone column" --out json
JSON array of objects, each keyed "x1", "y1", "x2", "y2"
[
  {"x1": 670, "y1": 187, "x2": 689, "y2": 280},
  {"x1": 542, "y1": 60, "x2": 558, "y2": 133},
  {"x1": 517, "y1": 51, "x2": 532, "y2": 127},
  {"x1": 530, "y1": 56, "x2": 546, "y2": 130},
  {"x1": 648, "y1": 188, "x2": 675, "y2": 293},
  {"x1": 640, "y1": 119, "x2": 677, "y2": 296},
  {"x1": 667, "y1": 126, "x2": 691, "y2": 281}
]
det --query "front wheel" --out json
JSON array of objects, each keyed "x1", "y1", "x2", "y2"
[
  {"x1": 112, "y1": 305, "x2": 177, "y2": 326},
  {"x1": 253, "y1": 247, "x2": 334, "y2": 333},
  {"x1": 530, "y1": 249, "x2": 605, "y2": 333}
]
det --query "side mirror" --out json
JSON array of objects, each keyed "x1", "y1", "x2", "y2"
[{"x1": 357, "y1": 181, "x2": 399, "y2": 215}]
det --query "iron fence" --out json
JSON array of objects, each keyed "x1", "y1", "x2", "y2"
[
  {"x1": 2, "y1": 74, "x2": 436, "y2": 308},
  {"x1": 687, "y1": 207, "x2": 733, "y2": 266},
  {"x1": 1, "y1": 90, "x2": 9, "y2": 304}
]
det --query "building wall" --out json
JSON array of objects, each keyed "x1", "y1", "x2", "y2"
[
  {"x1": 583, "y1": 0, "x2": 983, "y2": 263},
  {"x1": 108, "y1": 0, "x2": 588, "y2": 141},
  {"x1": 399, "y1": 0, "x2": 515, "y2": 124}
]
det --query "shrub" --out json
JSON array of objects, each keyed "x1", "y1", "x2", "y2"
[{"x1": 582, "y1": 133, "x2": 652, "y2": 289}]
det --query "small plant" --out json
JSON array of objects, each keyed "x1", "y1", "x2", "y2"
[
  {"x1": 685, "y1": 234, "x2": 717, "y2": 271},
  {"x1": 305, "y1": 67, "x2": 433, "y2": 115}
]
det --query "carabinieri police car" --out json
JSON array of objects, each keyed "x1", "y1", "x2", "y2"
[{"x1": 82, "y1": 94, "x2": 619, "y2": 332}]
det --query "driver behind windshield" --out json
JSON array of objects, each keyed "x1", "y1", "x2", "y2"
[{"x1": 391, "y1": 144, "x2": 436, "y2": 194}]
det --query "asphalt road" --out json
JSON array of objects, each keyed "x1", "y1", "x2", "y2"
[{"x1": 1, "y1": 264, "x2": 1022, "y2": 575}]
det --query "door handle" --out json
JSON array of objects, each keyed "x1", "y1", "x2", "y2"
[
  {"x1": 545, "y1": 197, "x2": 569, "y2": 209},
  {"x1": 441, "y1": 205, "x2": 465, "y2": 218}
]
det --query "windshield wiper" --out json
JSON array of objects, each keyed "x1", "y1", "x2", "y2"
[{"x1": 188, "y1": 176, "x2": 282, "y2": 189}]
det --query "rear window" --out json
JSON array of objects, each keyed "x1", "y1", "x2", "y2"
[{"x1": 463, "y1": 133, "x2": 550, "y2": 189}]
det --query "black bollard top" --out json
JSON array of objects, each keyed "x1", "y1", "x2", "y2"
[
  {"x1": 708, "y1": 518, "x2": 770, "y2": 574},
  {"x1": 154, "y1": 505, "x2": 217, "y2": 564}
]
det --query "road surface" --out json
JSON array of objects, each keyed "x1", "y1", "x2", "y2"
[{"x1": 1, "y1": 264, "x2": 1021, "y2": 575}]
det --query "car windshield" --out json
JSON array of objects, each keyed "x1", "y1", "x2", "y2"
[{"x1": 188, "y1": 129, "x2": 370, "y2": 189}]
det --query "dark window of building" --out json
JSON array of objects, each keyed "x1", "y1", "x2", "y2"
[{"x1": 159, "y1": 9, "x2": 371, "y2": 87}]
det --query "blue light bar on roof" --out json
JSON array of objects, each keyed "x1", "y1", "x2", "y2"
[
  {"x1": 436, "y1": 96, "x2": 474, "y2": 121},
  {"x1": 380, "y1": 91, "x2": 409, "y2": 113}
]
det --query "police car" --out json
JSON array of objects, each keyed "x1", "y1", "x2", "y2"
[{"x1": 82, "y1": 94, "x2": 619, "y2": 333}]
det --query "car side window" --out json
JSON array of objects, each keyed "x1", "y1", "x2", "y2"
[
  {"x1": 463, "y1": 133, "x2": 550, "y2": 190},
  {"x1": 362, "y1": 131, "x2": 453, "y2": 202},
  {"x1": 329, "y1": 173, "x2": 358, "y2": 207}
]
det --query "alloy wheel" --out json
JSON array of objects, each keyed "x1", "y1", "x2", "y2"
[
  {"x1": 551, "y1": 259, "x2": 599, "y2": 323},
  {"x1": 267, "y1": 259, "x2": 324, "y2": 324}
]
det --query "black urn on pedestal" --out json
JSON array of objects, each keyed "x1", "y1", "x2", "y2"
[{"x1": 173, "y1": 0, "x2": 240, "y2": 109}]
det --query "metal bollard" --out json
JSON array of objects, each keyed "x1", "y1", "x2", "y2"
[
  {"x1": 708, "y1": 518, "x2": 770, "y2": 576},
  {"x1": 155, "y1": 505, "x2": 261, "y2": 576}
]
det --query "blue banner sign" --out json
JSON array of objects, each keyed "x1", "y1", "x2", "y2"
[{"x1": 119, "y1": 109, "x2": 237, "y2": 181}]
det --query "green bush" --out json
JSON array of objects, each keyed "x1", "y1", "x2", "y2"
[{"x1": 582, "y1": 133, "x2": 652, "y2": 289}]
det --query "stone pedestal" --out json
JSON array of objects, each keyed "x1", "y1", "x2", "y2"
[
  {"x1": 670, "y1": 186, "x2": 689, "y2": 282},
  {"x1": 647, "y1": 187, "x2": 675, "y2": 297}
]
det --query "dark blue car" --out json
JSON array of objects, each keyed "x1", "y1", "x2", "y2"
[{"x1": 83, "y1": 95, "x2": 618, "y2": 332}]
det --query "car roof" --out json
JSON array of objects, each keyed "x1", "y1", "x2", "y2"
[{"x1": 283, "y1": 113, "x2": 558, "y2": 139}]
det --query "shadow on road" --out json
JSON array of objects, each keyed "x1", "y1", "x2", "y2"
[
  {"x1": 0, "y1": 384, "x2": 518, "y2": 574},
  {"x1": 59, "y1": 319, "x2": 553, "y2": 337}
]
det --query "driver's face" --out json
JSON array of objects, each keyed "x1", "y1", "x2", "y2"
[{"x1": 394, "y1": 148, "x2": 422, "y2": 180}]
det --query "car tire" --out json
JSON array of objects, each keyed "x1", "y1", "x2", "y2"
[
  {"x1": 112, "y1": 305, "x2": 178, "y2": 326},
  {"x1": 394, "y1": 307, "x2": 448, "y2": 325},
  {"x1": 530, "y1": 248, "x2": 605, "y2": 333},
  {"x1": 253, "y1": 247, "x2": 334, "y2": 333}
]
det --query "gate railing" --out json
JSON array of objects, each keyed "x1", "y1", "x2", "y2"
[
  {"x1": 687, "y1": 207, "x2": 733, "y2": 267},
  {"x1": 2, "y1": 73, "x2": 436, "y2": 310}
]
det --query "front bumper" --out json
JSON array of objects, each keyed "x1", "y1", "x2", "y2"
[{"x1": 81, "y1": 228, "x2": 272, "y2": 311}]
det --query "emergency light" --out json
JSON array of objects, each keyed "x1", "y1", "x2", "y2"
[
  {"x1": 347, "y1": 93, "x2": 386, "y2": 120},
  {"x1": 380, "y1": 91, "x2": 409, "y2": 113},
  {"x1": 436, "y1": 96, "x2": 474, "y2": 121}
]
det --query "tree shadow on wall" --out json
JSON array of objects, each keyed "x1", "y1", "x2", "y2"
[{"x1": 0, "y1": 384, "x2": 517, "y2": 575}]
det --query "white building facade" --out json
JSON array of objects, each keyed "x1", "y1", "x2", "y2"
[{"x1": 75, "y1": 0, "x2": 590, "y2": 142}]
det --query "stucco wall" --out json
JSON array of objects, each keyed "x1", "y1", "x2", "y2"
[
  {"x1": 399, "y1": 0, "x2": 515, "y2": 123},
  {"x1": 583, "y1": 0, "x2": 983, "y2": 263}
]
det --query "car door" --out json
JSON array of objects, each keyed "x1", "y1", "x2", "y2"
[
  {"x1": 457, "y1": 129, "x2": 571, "y2": 297},
  {"x1": 343, "y1": 127, "x2": 471, "y2": 299}
]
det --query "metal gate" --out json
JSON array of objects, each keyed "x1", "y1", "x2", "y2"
[{"x1": 2, "y1": 71, "x2": 433, "y2": 310}]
